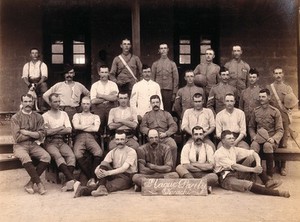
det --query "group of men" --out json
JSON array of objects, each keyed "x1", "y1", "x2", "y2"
[{"x1": 12, "y1": 40, "x2": 297, "y2": 198}]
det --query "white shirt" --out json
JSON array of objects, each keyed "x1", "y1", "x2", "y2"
[
  {"x1": 130, "y1": 79, "x2": 163, "y2": 117},
  {"x1": 216, "y1": 108, "x2": 246, "y2": 138},
  {"x1": 90, "y1": 80, "x2": 119, "y2": 100},
  {"x1": 181, "y1": 108, "x2": 215, "y2": 132},
  {"x1": 214, "y1": 146, "x2": 255, "y2": 173},
  {"x1": 22, "y1": 60, "x2": 48, "y2": 79},
  {"x1": 180, "y1": 142, "x2": 214, "y2": 164},
  {"x1": 108, "y1": 107, "x2": 137, "y2": 130},
  {"x1": 42, "y1": 110, "x2": 71, "y2": 129},
  {"x1": 72, "y1": 113, "x2": 100, "y2": 130}
]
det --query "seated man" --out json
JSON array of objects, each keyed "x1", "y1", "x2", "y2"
[
  {"x1": 214, "y1": 130, "x2": 289, "y2": 198},
  {"x1": 11, "y1": 94, "x2": 50, "y2": 195},
  {"x1": 108, "y1": 92, "x2": 139, "y2": 150},
  {"x1": 173, "y1": 70, "x2": 205, "y2": 119},
  {"x1": 140, "y1": 95, "x2": 178, "y2": 169},
  {"x1": 43, "y1": 93, "x2": 77, "y2": 192},
  {"x1": 72, "y1": 96, "x2": 103, "y2": 186},
  {"x1": 249, "y1": 89, "x2": 283, "y2": 177},
  {"x1": 181, "y1": 93, "x2": 215, "y2": 150},
  {"x1": 74, "y1": 130, "x2": 137, "y2": 197},
  {"x1": 132, "y1": 129, "x2": 179, "y2": 191},
  {"x1": 176, "y1": 126, "x2": 218, "y2": 190},
  {"x1": 216, "y1": 93, "x2": 249, "y2": 149}
]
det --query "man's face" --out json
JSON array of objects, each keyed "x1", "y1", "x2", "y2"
[
  {"x1": 120, "y1": 40, "x2": 131, "y2": 53},
  {"x1": 142, "y1": 68, "x2": 151, "y2": 81},
  {"x1": 81, "y1": 98, "x2": 91, "y2": 112},
  {"x1": 118, "y1": 94, "x2": 129, "y2": 107},
  {"x1": 99, "y1": 67, "x2": 109, "y2": 81},
  {"x1": 64, "y1": 69, "x2": 75, "y2": 81},
  {"x1": 232, "y1": 46, "x2": 242, "y2": 60},
  {"x1": 248, "y1": 73, "x2": 259, "y2": 85},
  {"x1": 192, "y1": 129, "x2": 204, "y2": 145},
  {"x1": 21, "y1": 96, "x2": 34, "y2": 112},
  {"x1": 148, "y1": 130, "x2": 159, "y2": 147},
  {"x1": 30, "y1": 49, "x2": 39, "y2": 61},
  {"x1": 273, "y1": 68, "x2": 284, "y2": 82},
  {"x1": 150, "y1": 98, "x2": 160, "y2": 111},
  {"x1": 222, "y1": 134, "x2": 235, "y2": 148},
  {"x1": 224, "y1": 95, "x2": 235, "y2": 110},
  {"x1": 50, "y1": 96, "x2": 61, "y2": 110},
  {"x1": 259, "y1": 92, "x2": 270, "y2": 105},
  {"x1": 193, "y1": 96, "x2": 204, "y2": 110},
  {"x1": 185, "y1": 71, "x2": 195, "y2": 85},
  {"x1": 115, "y1": 133, "x2": 126, "y2": 148},
  {"x1": 220, "y1": 71, "x2": 230, "y2": 83},
  {"x1": 159, "y1": 44, "x2": 169, "y2": 56},
  {"x1": 205, "y1": 50, "x2": 215, "y2": 62}
]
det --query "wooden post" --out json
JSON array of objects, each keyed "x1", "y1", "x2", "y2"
[{"x1": 131, "y1": 0, "x2": 141, "y2": 57}]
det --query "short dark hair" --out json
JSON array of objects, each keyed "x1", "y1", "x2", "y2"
[
  {"x1": 115, "y1": 129, "x2": 126, "y2": 137},
  {"x1": 224, "y1": 93, "x2": 235, "y2": 100},
  {"x1": 249, "y1": 68, "x2": 259, "y2": 76},
  {"x1": 30, "y1": 48, "x2": 39, "y2": 53},
  {"x1": 118, "y1": 91, "x2": 129, "y2": 97},
  {"x1": 99, "y1": 65, "x2": 109, "y2": 71},
  {"x1": 221, "y1": 130, "x2": 233, "y2": 140},
  {"x1": 220, "y1": 66, "x2": 229, "y2": 74},
  {"x1": 150, "y1": 95, "x2": 160, "y2": 102},
  {"x1": 273, "y1": 66, "x2": 283, "y2": 72},
  {"x1": 193, "y1": 93, "x2": 203, "y2": 100},
  {"x1": 259, "y1": 88, "x2": 270, "y2": 96},
  {"x1": 142, "y1": 64, "x2": 150, "y2": 70},
  {"x1": 21, "y1": 94, "x2": 34, "y2": 102},
  {"x1": 205, "y1": 48, "x2": 215, "y2": 54},
  {"x1": 121, "y1": 38, "x2": 131, "y2": 44},
  {"x1": 185, "y1": 70, "x2": 194, "y2": 76},
  {"x1": 192, "y1": 126, "x2": 204, "y2": 134},
  {"x1": 49, "y1": 93, "x2": 59, "y2": 102}
]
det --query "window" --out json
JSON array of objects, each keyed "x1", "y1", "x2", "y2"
[
  {"x1": 179, "y1": 39, "x2": 191, "y2": 64},
  {"x1": 51, "y1": 41, "x2": 64, "y2": 64},
  {"x1": 73, "y1": 40, "x2": 85, "y2": 64},
  {"x1": 200, "y1": 39, "x2": 211, "y2": 63}
]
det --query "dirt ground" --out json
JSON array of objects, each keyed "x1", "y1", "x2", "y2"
[{"x1": 0, "y1": 161, "x2": 300, "y2": 222}]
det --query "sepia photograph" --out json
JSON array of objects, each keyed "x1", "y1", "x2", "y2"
[{"x1": 0, "y1": 0, "x2": 300, "y2": 221}]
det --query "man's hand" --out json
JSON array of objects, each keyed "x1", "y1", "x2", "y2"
[
  {"x1": 20, "y1": 129, "x2": 30, "y2": 136},
  {"x1": 95, "y1": 168, "x2": 109, "y2": 179},
  {"x1": 146, "y1": 163, "x2": 155, "y2": 169},
  {"x1": 252, "y1": 166, "x2": 263, "y2": 174},
  {"x1": 159, "y1": 132, "x2": 168, "y2": 139},
  {"x1": 267, "y1": 138, "x2": 275, "y2": 144}
]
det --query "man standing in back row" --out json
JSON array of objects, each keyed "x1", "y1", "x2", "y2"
[
  {"x1": 152, "y1": 43, "x2": 179, "y2": 113},
  {"x1": 110, "y1": 38, "x2": 143, "y2": 95}
]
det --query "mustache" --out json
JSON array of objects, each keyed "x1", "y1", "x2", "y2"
[
  {"x1": 153, "y1": 105, "x2": 159, "y2": 109},
  {"x1": 195, "y1": 138, "x2": 202, "y2": 142},
  {"x1": 151, "y1": 142, "x2": 158, "y2": 147},
  {"x1": 116, "y1": 143, "x2": 123, "y2": 146}
]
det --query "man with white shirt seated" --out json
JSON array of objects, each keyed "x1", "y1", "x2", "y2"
[
  {"x1": 130, "y1": 64, "x2": 163, "y2": 121},
  {"x1": 216, "y1": 93, "x2": 249, "y2": 149},
  {"x1": 43, "y1": 93, "x2": 77, "y2": 192},
  {"x1": 176, "y1": 126, "x2": 218, "y2": 190},
  {"x1": 72, "y1": 96, "x2": 103, "y2": 186},
  {"x1": 181, "y1": 93, "x2": 215, "y2": 150},
  {"x1": 108, "y1": 92, "x2": 139, "y2": 150}
]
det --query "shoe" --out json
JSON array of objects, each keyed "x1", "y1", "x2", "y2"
[
  {"x1": 279, "y1": 190, "x2": 290, "y2": 198},
  {"x1": 37, "y1": 182, "x2": 47, "y2": 195},
  {"x1": 280, "y1": 168, "x2": 287, "y2": 176},
  {"x1": 24, "y1": 181, "x2": 34, "y2": 194},
  {"x1": 73, "y1": 182, "x2": 84, "y2": 198},
  {"x1": 87, "y1": 178, "x2": 97, "y2": 188},
  {"x1": 134, "y1": 184, "x2": 141, "y2": 192},
  {"x1": 265, "y1": 179, "x2": 283, "y2": 189},
  {"x1": 91, "y1": 185, "x2": 108, "y2": 197},
  {"x1": 61, "y1": 180, "x2": 75, "y2": 192},
  {"x1": 207, "y1": 186, "x2": 212, "y2": 194}
]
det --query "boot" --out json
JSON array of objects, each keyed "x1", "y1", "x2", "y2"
[
  {"x1": 91, "y1": 185, "x2": 108, "y2": 197},
  {"x1": 37, "y1": 182, "x2": 47, "y2": 195},
  {"x1": 24, "y1": 180, "x2": 34, "y2": 194}
]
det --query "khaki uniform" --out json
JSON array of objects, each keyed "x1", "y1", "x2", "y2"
[
  {"x1": 173, "y1": 85, "x2": 205, "y2": 118},
  {"x1": 152, "y1": 57, "x2": 179, "y2": 113},
  {"x1": 193, "y1": 62, "x2": 220, "y2": 95},
  {"x1": 239, "y1": 85, "x2": 261, "y2": 124},
  {"x1": 207, "y1": 82, "x2": 237, "y2": 114},
  {"x1": 224, "y1": 59, "x2": 250, "y2": 96}
]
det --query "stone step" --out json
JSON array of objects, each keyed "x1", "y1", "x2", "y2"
[{"x1": 0, "y1": 153, "x2": 22, "y2": 171}]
